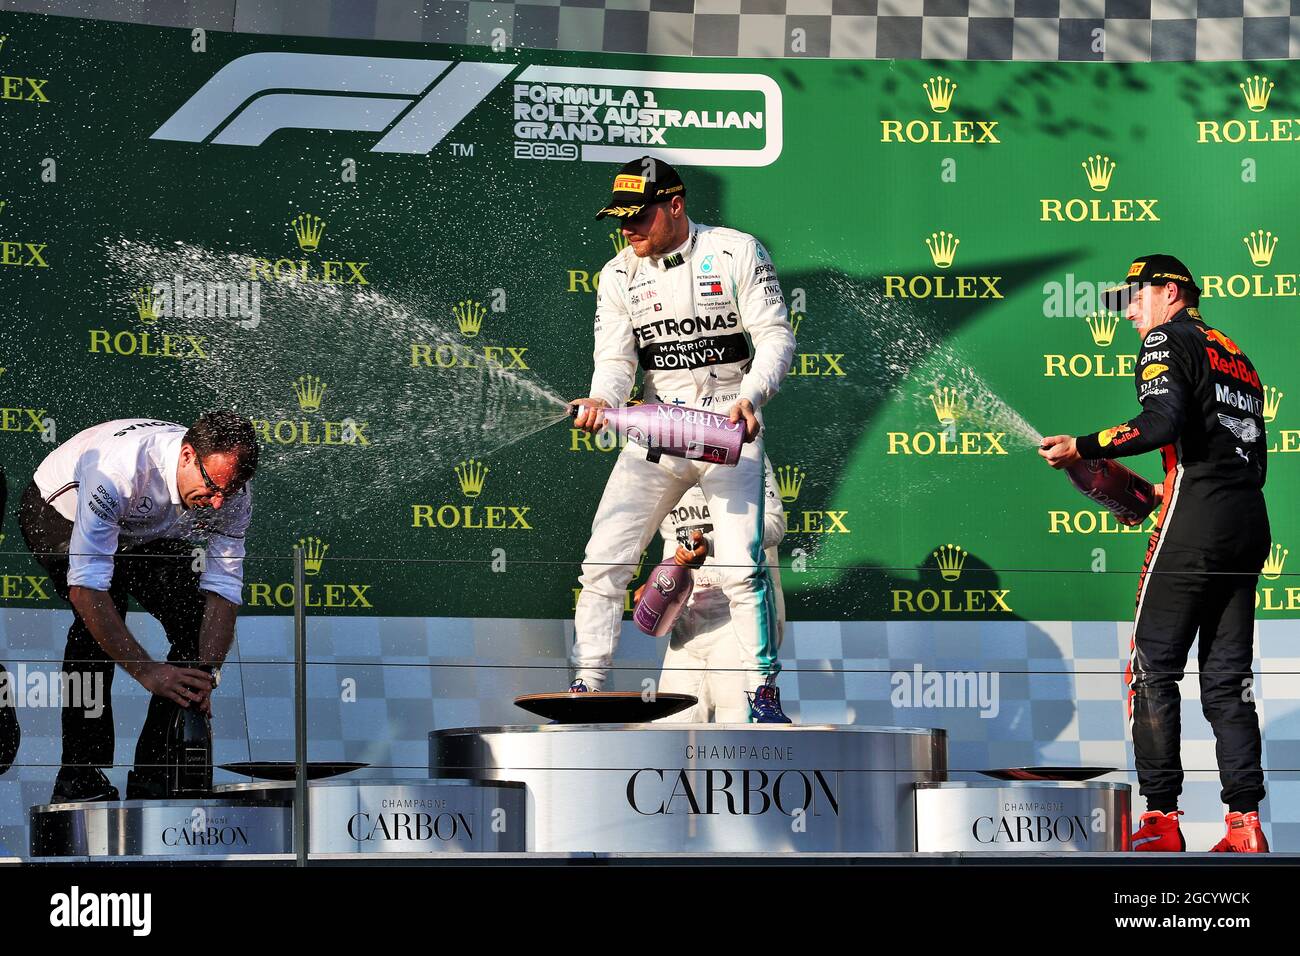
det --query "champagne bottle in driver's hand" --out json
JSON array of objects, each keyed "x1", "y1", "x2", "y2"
[
  {"x1": 570, "y1": 402, "x2": 745, "y2": 466},
  {"x1": 633, "y1": 557, "x2": 696, "y2": 637},
  {"x1": 634, "y1": 531, "x2": 707, "y2": 637},
  {"x1": 1060, "y1": 455, "x2": 1157, "y2": 526}
]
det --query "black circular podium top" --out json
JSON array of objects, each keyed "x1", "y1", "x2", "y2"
[
  {"x1": 978, "y1": 767, "x2": 1114, "y2": 782},
  {"x1": 218, "y1": 761, "x2": 368, "y2": 781},
  {"x1": 513, "y1": 691, "x2": 697, "y2": 723}
]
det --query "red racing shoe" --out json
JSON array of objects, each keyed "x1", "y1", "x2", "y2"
[
  {"x1": 1130, "y1": 810, "x2": 1185, "y2": 851},
  {"x1": 1209, "y1": 811, "x2": 1269, "y2": 853}
]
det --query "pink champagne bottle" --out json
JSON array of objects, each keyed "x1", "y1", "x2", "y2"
[
  {"x1": 1064, "y1": 458, "x2": 1156, "y2": 526},
  {"x1": 570, "y1": 403, "x2": 745, "y2": 466},
  {"x1": 633, "y1": 557, "x2": 695, "y2": 637}
]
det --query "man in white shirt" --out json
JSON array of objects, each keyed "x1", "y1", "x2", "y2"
[
  {"x1": 18, "y1": 412, "x2": 258, "y2": 801},
  {"x1": 569, "y1": 157, "x2": 795, "y2": 721}
]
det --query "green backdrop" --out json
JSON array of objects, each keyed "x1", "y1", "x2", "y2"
[{"x1": 1, "y1": 11, "x2": 1295, "y2": 620}]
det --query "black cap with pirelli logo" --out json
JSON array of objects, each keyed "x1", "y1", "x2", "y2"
[
  {"x1": 1102, "y1": 253, "x2": 1202, "y2": 311},
  {"x1": 595, "y1": 156, "x2": 686, "y2": 220}
]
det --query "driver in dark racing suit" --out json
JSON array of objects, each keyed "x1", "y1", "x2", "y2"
[{"x1": 1040, "y1": 254, "x2": 1271, "y2": 853}]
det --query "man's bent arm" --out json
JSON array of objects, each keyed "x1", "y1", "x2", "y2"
[
  {"x1": 589, "y1": 262, "x2": 637, "y2": 408},
  {"x1": 198, "y1": 592, "x2": 239, "y2": 666},
  {"x1": 68, "y1": 585, "x2": 156, "y2": 682},
  {"x1": 1076, "y1": 330, "x2": 1191, "y2": 460},
  {"x1": 735, "y1": 238, "x2": 795, "y2": 410}
]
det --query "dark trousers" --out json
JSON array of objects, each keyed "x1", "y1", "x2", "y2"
[
  {"x1": 18, "y1": 481, "x2": 205, "y2": 781},
  {"x1": 1129, "y1": 534, "x2": 1268, "y2": 814}
]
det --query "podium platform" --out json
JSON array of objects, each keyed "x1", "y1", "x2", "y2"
[
  {"x1": 29, "y1": 778, "x2": 526, "y2": 858},
  {"x1": 29, "y1": 798, "x2": 294, "y2": 858},
  {"x1": 430, "y1": 724, "x2": 947, "y2": 852},
  {"x1": 26, "y1": 724, "x2": 1134, "y2": 858},
  {"x1": 916, "y1": 781, "x2": 1131, "y2": 851}
]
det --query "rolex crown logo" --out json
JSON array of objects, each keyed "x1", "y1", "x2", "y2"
[
  {"x1": 292, "y1": 213, "x2": 326, "y2": 252},
  {"x1": 1243, "y1": 230, "x2": 1278, "y2": 268},
  {"x1": 1263, "y1": 385, "x2": 1283, "y2": 423},
  {"x1": 133, "y1": 286, "x2": 160, "y2": 323},
  {"x1": 925, "y1": 231, "x2": 959, "y2": 269},
  {"x1": 934, "y1": 543, "x2": 968, "y2": 582},
  {"x1": 293, "y1": 374, "x2": 326, "y2": 412},
  {"x1": 1262, "y1": 542, "x2": 1288, "y2": 581},
  {"x1": 1240, "y1": 75, "x2": 1274, "y2": 113},
  {"x1": 453, "y1": 299, "x2": 488, "y2": 337},
  {"x1": 1085, "y1": 311, "x2": 1120, "y2": 348},
  {"x1": 1082, "y1": 154, "x2": 1115, "y2": 192},
  {"x1": 456, "y1": 458, "x2": 488, "y2": 498},
  {"x1": 776, "y1": 465, "x2": 805, "y2": 503},
  {"x1": 791, "y1": 313, "x2": 804, "y2": 338},
  {"x1": 611, "y1": 231, "x2": 629, "y2": 254},
  {"x1": 922, "y1": 76, "x2": 957, "y2": 114},
  {"x1": 298, "y1": 536, "x2": 329, "y2": 576},
  {"x1": 930, "y1": 386, "x2": 964, "y2": 425}
]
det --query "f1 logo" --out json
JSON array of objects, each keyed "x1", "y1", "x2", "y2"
[{"x1": 151, "y1": 53, "x2": 514, "y2": 153}]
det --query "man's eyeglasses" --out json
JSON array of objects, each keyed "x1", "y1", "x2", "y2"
[{"x1": 196, "y1": 455, "x2": 243, "y2": 498}]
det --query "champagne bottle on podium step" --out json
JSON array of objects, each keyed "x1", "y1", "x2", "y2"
[
  {"x1": 570, "y1": 402, "x2": 744, "y2": 466},
  {"x1": 165, "y1": 704, "x2": 213, "y2": 798},
  {"x1": 1064, "y1": 458, "x2": 1156, "y2": 526}
]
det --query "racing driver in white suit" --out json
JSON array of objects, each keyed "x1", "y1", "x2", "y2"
[{"x1": 569, "y1": 156, "x2": 796, "y2": 722}]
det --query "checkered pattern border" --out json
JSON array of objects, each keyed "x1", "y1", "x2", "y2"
[{"x1": 3, "y1": 0, "x2": 1300, "y2": 60}]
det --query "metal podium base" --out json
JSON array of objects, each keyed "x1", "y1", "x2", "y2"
[
  {"x1": 30, "y1": 778, "x2": 526, "y2": 858},
  {"x1": 915, "y1": 781, "x2": 1132, "y2": 851},
  {"x1": 430, "y1": 724, "x2": 946, "y2": 852},
  {"x1": 217, "y1": 778, "x2": 527, "y2": 853},
  {"x1": 30, "y1": 798, "x2": 293, "y2": 858}
]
